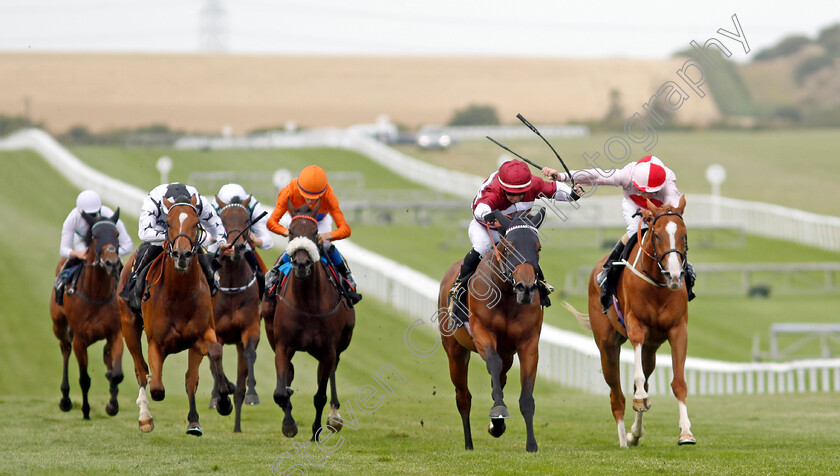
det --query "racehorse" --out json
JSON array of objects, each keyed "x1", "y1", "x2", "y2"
[
  {"x1": 563, "y1": 195, "x2": 695, "y2": 447},
  {"x1": 209, "y1": 195, "x2": 265, "y2": 432},
  {"x1": 264, "y1": 199, "x2": 355, "y2": 441},
  {"x1": 438, "y1": 209, "x2": 546, "y2": 452},
  {"x1": 117, "y1": 194, "x2": 234, "y2": 436},
  {"x1": 50, "y1": 211, "x2": 124, "y2": 419}
]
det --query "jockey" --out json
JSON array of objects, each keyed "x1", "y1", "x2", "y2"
[
  {"x1": 118, "y1": 183, "x2": 231, "y2": 313},
  {"x1": 211, "y1": 183, "x2": 274, "y2": 297},
  {"x1": 265, "y1": 165, "x2": 362, "y2": 304},
  {"x1": 450, "y1": 159, "x2": 583, "y2": 308},
  {"x1": 54, "y1": 190, "x2": 134, "y2": 305},
  {"x1": 545, "y1": 155, "x2": 696, "y2": 312}
]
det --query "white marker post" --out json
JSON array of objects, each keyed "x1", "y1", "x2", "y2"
[
  {"x1": 156, "y1": 156, "x2": 173, "y2": 185},
  {"x1": 705, "y1": 164, "x2": 726, "y2": 225}
]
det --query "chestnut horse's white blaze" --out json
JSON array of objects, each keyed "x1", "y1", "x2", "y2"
[{"x1": 664, "y1": 221, "x2": 682, "y2": 289}]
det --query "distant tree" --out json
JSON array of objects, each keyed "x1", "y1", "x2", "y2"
[
  {"x1": 754, "y1": 35, "x2": 813, "y2": 61},
  {"x1": 0, "y1": 114, "x2": 38, "y2": 136},
  {"x1": 816, "y1": 23, "x2": 840, "y2": 55},
  {"x1": 448, "y1": 104, "x2": 499, "y2": 126},
  {"x1": 795, "y1": 54, "x2": 835, "y2": 84}
]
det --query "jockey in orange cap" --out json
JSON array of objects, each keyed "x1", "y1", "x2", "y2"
[
  {"x1": 265, "y1": 165, "x2": 362, "y2": 304},
  {"x1": 544, "y1": 155, "x2": 696, "y2": 312}
]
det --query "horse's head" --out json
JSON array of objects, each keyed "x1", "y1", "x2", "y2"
[
  {"x1": 163, "y1": 195, "x2": 202, "y2": 272},
  {"x1": 642, "y1": 195, "x2": 688, "y2": 290},
  {"x1": 82, "y1": 209, "x2": 122, "y2": 277},
  {"x1": 216, "y1": 195, "x2": 252, "y2": 263},
  {"x1": 285, "y1": 198, "x2": 322, "y2": 279},
  {"x1": 494, "y1": 208, "x2": 546, "y2": 305}
]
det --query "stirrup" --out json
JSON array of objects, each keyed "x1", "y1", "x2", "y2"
[
  {"x1": 539, "y1": 280, "x2": 554, "y2": 293},
  {"x1": 596, "y1": 267, "x2": 609, "y2": 287},
  {"x1": 449, "y1": 280, "x2": 462, "y2": 299}
]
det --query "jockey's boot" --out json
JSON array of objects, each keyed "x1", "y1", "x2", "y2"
[
  {"x1": 686, "y1": 261, "x2": 696, "y2": 302},
  {"x1": 198, "y1": 253, "x2": 222, "y2": 296},
  {"x1": 450, "y1": 249, "x2": 481, "y2": 298},
  {"x1": 326, "y1": 245, "x2": 362, "y2": 305},
  {"x1": 130, "y1": 264, "x2": 152, "y2": 314},
  {"x1": 54, "y1": 258, "x2": 82, "y2": 305},
  {"x1": 245, "y1": 250, "x2": 265, "y2": 300},
  {"x1": 535, "y1": 265, "x2": 554, "y2": 307},
  {"x1": 54, "y1": 276, "x2": 66, "y2": 306},
  {"x1": 599, "y1": 239, "x2": 626, "y2": 314}
]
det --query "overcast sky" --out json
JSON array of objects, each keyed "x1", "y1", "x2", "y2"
[{"x1": 0, "y1": 0, "x2": 837, "y2": 59}]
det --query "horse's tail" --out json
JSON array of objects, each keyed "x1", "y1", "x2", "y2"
[{"x1": 561, "y1": 300, "x2": 591, "y2": 331}]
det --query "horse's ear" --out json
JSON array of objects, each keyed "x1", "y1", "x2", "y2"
[
  {"x1": 529, "y1": 207, "x2": 546, "y2": 229},
  {"x1": 215, "y1": 196, "x2": 226, "y2": 208},
  {"x1": 189, "y1": 194, "x2": 198, "y2": 206},
  {"x1": 163, "y1": 197, "x2": 173, "y2": 210},
  {"x1": 242, "y1": 195, "x2": 252, "y2": 208},
  {"x1": 81, "y1": 211, "x2": 97, "y2": 228},
  {"x1": 310, "y1": 197, "x2": 322, "y2": 216},
  {"x1": 641, "y1": 209, "x2": 655, "y2": 225},
  {"x1": 287, "y1": 198, "x2": 296, "y2": 216},
  {"x1": 675, "y1": 194, "x2": 686, "y2": 214},
  {"x1": 646, "y1": 199, "x2": 659, "y2": 213},
  {"x1": 110, "y1": 208, "x2": 120, "y2": 224},
  {"x1": 493, "y1": 211, "x2": 511, "y2": 232}
]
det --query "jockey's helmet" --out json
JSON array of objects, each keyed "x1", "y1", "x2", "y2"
[
  {"x1": 76, "y1": 190, "x2": 102, "y2": 214},
  {"x1": 497, "y1": 160, "x2": 532, "y2": 194},
  {"x1": 298, "y1": 165, "x2": 328, "y2": 199},
  {"x1": 632, "y1": 156, "x2": 667, "y2": 193},
  {"x1": 164, "y1": 183, "x2": 190, "y2": 200},
  {"x1": 217, "y1": 183, "x2": 248, "y2": 203}
]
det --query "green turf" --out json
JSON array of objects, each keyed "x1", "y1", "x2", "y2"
[
  {"x1": 396, "y1": 129, "x2": 840, "y2": 216},
  {"x1": 2, "y1": 148, "x2": 840, "y2": 474}
]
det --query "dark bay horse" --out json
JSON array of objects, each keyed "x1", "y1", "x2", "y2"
[
  {"x1": 564, "y1": 195, "x2": 695, "y2": 447},
  {"x1": 210, "y1": 195, "x2": 264, "y2": 432},
  {"x1": 50, "y1": 211, "x2": 124, "y2": 419},
  {"x1": 117, "y1": 194, "x2": 234, "y2": 436},
  {"x1": 265, "y1": 199, "x2": 355, "y2": 440},
  {"x1": 438, "y1": 209, "x2": 546, "y2": 452}
]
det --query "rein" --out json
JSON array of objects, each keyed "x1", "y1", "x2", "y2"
[
  {"x1": 68, "y1": 264, "x2": 117, "y2": 306},
  {"x1": 276, "y1": 260, "x2": 346, "y2": 318}
]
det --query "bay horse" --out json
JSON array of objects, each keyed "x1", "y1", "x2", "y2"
[
  {"x1": 209, "y1": 195, "x2": 265, "y2": 433},
  {"x1": 438, "y1": 209, "x2": 546, "y2": 452},
  {"x1": 264, "y1": 199, "x2": 355, "y2": 440},
  {"x1": 50, "y1": 210, "x2": 124, "y2": 419},
  {"x1": 117, "y1": 194, "x2": 234, "y2": 436},
  {"x1": 564, "y1": 195, "x2": 695, "y2": 447}
]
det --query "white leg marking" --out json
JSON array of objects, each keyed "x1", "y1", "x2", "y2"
[
  {"x1": 627, "y1": 411, "x2": 645, "y2": 446},
  {"x1": 633, "y1": 344, "x2": 647, "y2": 401},
  {"x1": 678, "y1": 401, "x2": 691, "y2": 434},
  {"x1": 137, "y1": 387, "x2": 152, "y2": 422},
  {"x1": 617, "y1": 418, "x2": 628, "y2": 448}
]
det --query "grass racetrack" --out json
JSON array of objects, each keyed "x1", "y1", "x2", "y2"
[{"x1": 1, "y1": 145, "x2": 839, "y2": 474}]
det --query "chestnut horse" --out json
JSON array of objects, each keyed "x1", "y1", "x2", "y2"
[
  {"x1": 50, "y1": 211, "x2": 124, "y2": 419},
  {"x1": 263, "y1": 199, "x2": 355, "y2": 440},
  {"x1": 209, "y1": 195, "x2": 265, "y2": 432},
  {"x1": 438, "y1": 209, "x2": 546, "y2": 452},
  {"x1": 117, "y1": 194, "x2": 234, "y2": 436},
  {"x1": 564, "y1": 196, "x2": 695, "y2": 447}
]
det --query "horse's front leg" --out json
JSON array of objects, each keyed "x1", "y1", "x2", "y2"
[
  {"x1": 147, "y1": 342, "x2": 167, "y2": 402},
  {"x1": 626, "y1": 318, "x2": 651, "y2": 413},
  {"x1": 53, "y1": 316, "x2": 74, "y2": 412},
  {"x1": 474, "y1": 332, "x2": 508, "y2": 420},
  {"x1": 203, "y1": 329, "x2": 233, "y2": 417},
  {"x1": 103, "y1": 330, "x2": 124, "y2": 416},
  {"x1": 627, "y1": 344, "x2": 658, "y2": 446},
  {"x1": 72, "y1": 337, "x2": 92, "y2": 420},
  {"x1": 274, "y1": 343, "x2": 298, "y2": 438},
  {"x1": 185, "y1": 347, "x2": 204, "y2": 436},
  {"x1": 669, "y1": 322, "x2": 696, "y2": 445},
  {"x1": 327, "y1": 371, "x2": 343, "y2": 432},
  {"x1": 243, "y1": 329, "x2": 260, "y2": 405},
  {"x1": 233, "y1": 342, "x2": 247, "y2": 433},
  {"x1": 517, "y1": 338, "x2": 539, "y2": 453},
  {"x1": 311, "y1": 350, "x2": 336, "y2": 441}
]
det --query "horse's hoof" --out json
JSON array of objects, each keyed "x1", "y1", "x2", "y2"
[
  {"x1": 526, "y1": 441, "x2": 538, "y2": 453},
  {"x1": 487, "y1": 418, "x2": 506, "y2": 438},
  {"x1": 105, "y1": 401, "x2": 119, "y2": 417},
  {"x1": 216, "y1": 396, "x2": 233, "y2": 416},
  {"x1": 245, "y1": 392, "x2": 260, "y2": 405},
  {"x1": 186, "y1": 422, "x2": 203, "y2": 437},
  {"x1": 328, "y1": 416, "x2": 343, "y2": 432},
  {"x1": 282, "y1": 419, "x2": 298, "y2": 438},
  {"x1": 285, "y1": 386, "x2": 294, "y2": 395},
  {"x1": 626, "y1": 432, "x2": 641, "y2": 446},
  {"x1": 139, "y1": 418, "x2": 155, "y2": 433},
  {"x1": 489, "y1": 405, "x2": 509, "y2": 419},
  {"x1": 678, "y1": 432, "x2": 696, "y2": 445},
  {"x1": 208, "y1": 397, "x2": 218, "y2": 410},
  {"x1": 150, "y1": 388, "x2": 165, "y2": 402},
  {"x1": 632, "y1": 398, "x2": 650, "y2": 412},
  {"x1": 59, "y1": 397, "x2": 73, "y2": 412}
]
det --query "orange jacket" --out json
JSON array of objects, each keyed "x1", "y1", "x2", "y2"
[{"x1": 267, "y1": 178, "x2": 351, "y2": 240}]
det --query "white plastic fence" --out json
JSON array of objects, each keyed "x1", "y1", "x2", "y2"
[{"x1": 4, "y1": 127, "x2": 839, "y2": 396}]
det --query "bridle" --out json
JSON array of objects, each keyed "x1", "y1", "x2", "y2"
[
  {"x1": 637, "y1": 210, "x2": 688, "y2": 285},
  {"x1": 164, "y1": 202, "x2": 203, "y2": 256},
  {"x1": 489, "y1": 222, "x2": 540, "y2": 285},
  {"x1": 219, "y1": 202, "x2": 252, "y2": 246}
]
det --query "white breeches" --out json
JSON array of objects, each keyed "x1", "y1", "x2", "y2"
[
  {"x1": 622, "y1": 198, "x2": 646, "y2": 239},
  {"x1": 468, "y1": 219, "x2": 501, "y2": 255}
]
